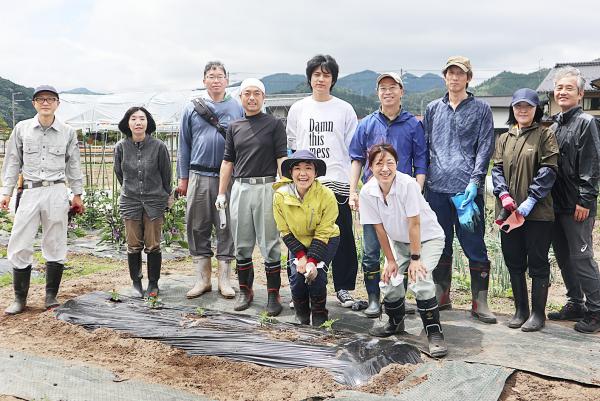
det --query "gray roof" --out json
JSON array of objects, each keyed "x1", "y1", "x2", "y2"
[
  {"x1": 264, "y1": 93, "x2": 309, "y2": 108},
  {"x1": 537, "y1": 61, "x2": 600, "y2": 92},
  {"x1": 477, "y1": 96, "x2": 512, "y2": 108}
]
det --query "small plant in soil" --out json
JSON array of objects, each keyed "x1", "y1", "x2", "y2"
[
  {"x1": 320, "y1": 318, "x2": 339, "y2": 333},
  {"x1": 145, "y1": 292, "x2": 163, "y2": 309},
  {"x1": 258, "y1": 311, "x2": 276, "y2": 327},
  {"x1": 109, "y1": 288, "x2": 121, "y2": 302},
  {"x1": 195, "y1": 307, "x2": 206, "y2": 317}
]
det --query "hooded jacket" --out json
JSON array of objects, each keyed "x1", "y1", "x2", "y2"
[
  {"x1": 273, "y1": 178, "x2": 339, "y2": 262},
  {"x1": 551, "y1": 106, "x2": 600, "y2": 214},
  {"x1": 491, "y1": 123, "x2": 558, "y2": 221}
]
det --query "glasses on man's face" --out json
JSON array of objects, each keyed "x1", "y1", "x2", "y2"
[
  {"x1": 34, "y1": 97, "x2": 58, "y2": 104},
  {"x1": 378, "y1": 85, "x2": 401, "y2": 93},
  {"x1": 205, "y1": 75, "x2": 226, "y2": 81}
]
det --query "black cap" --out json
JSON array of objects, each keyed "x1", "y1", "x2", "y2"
[
  {"x1": 32, "y1": 85, "x2": 59, "y2": 100},
  {"x1": 281, "y1": 149, "x2": 327, "y2": 179}
]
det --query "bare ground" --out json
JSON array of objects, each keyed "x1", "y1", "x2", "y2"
[{"x1": 0, "y1": 253, "x2": 598, "y2": 400}]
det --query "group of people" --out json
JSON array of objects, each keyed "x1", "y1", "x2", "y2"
[{"x1": 1, "y1": 54, "x2": 599, "y2": 361}]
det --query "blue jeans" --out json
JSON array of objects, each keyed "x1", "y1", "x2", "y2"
[
  {"x1": 425, "y1": 190, "x2": 488, "y2": 263},
  {"x1": 361, "y1": 224, "x2": 381, "y2": 273}
]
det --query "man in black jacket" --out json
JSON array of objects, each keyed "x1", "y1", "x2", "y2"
[{"x1": 549, "y1": 66, "x2": 600, "y2": 333}]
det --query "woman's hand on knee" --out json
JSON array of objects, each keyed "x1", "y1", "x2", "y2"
[
  {"x1": 408, "y1": 260, "x2": 427, "y2": 283},
  {"x1": 382, "y1": 260, "x2": 399, "y2": 284}
]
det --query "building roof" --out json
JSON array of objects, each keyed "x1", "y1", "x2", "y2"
[
  {"x1": 477, "y1": 96, "x2": 512, "y2": 108},
  {"x1": 537, "y1": 60, "x2": 600, "y2": 92},
  {"x1": 264, "y1": 93, "x2": 309, "y2": 108}
]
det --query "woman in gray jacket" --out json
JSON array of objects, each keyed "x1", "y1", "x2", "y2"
[{"x1": 115, "y1": 107, "x2": 172, "y2": 297}]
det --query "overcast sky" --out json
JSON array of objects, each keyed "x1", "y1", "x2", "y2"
[{"x1": 2, "y1": 0, "x2": 599, "y2": 93}]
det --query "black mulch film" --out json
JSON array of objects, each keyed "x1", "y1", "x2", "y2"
[{"x1": 55, "y1": 291, "x2": 422, "y2": 386}]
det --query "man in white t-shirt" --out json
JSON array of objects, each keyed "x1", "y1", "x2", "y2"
[
  {"x1": 359, "y1": 144, "x2": 447, "y2": 357},
  {"x1": 287, "y1": 54, "x2": 359, "y2": 308}
]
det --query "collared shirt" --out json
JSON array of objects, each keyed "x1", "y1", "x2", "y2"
[
  {"x1": 114, "y1": 135, "x2": 172, "y2": 220},
  {"x1": 1, "y1": 115, "x2": 83, "y2": 196},
  {"x1": 359, "y1": 172, "x2": 444, "y2": 243},
  {"x1": 349, "y1": 108, "x2": 427, "y2": 182},
  {"x1": 177, "y1": 95, "x2": 243, "y2": 179},
  {"x1": 423, "y1": 92, "x2": 494, "y2": 193}
]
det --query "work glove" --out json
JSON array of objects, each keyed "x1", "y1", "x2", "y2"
[
  {"x1": 451, "y1": 193, "x2": 481, "y2": 233},
  {"x1": 499, "y1": 192, "x2": 517, "y2": 211},
  {"x1": 215, "y1": 194, "x2": 227, "y2": 211},
  {"x1": 517, "y1": 197, "x2": 537, "y2": 217},
  {"x1": 304, "y1": 262, "x2": 318, "y2": 284},
  {"x1": 461, "y1": 182, "x2": 478, "y2": 208}
]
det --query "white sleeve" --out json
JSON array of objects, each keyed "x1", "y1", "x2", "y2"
[
  {"x1": 344, "y1": 104, "x2": 359, "y2": 149},
  {"x1": 286, "y1": 103, "x2": 298, "y2": 150},
  {"x1": 403, "y1": 180, "x2": 422, "y2": 218},
  {"x1": 359, "y1": 190, "x2": 382, "y2": 225}
]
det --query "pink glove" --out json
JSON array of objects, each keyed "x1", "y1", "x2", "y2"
[{"x1": 499, "y1": 192, "x2": 516, "y2": 212}]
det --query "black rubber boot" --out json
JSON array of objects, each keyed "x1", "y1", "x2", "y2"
[
  {"x1": 433, "y1": 254, "x2": 453, "y2": 310},
  {"x1": 293, "y1": 297, "x2": 310, "y2": 325},
  {"x1": 45, "y1": 262, "x2": 64, "y2": 309},
  {"x1": 127, "y1": 252, "x2": 144, "y2": 298},
  {"x1": 521, "y1": 278, "x2": 549, "y2": 332},
  {"x1": 548, "y1": 302, "x2": 587, "y2": 321},
  {"x1": 469, "y1": 261, "x2": 497, "y2": 324},
  {"x1": 363, "y1": 270, "x2": 381, "y2": 318},
  {"x1": 265, "y1": 262, "x2": 282, "y2": 317},
  {"x1": 311, "y1": 295, "x2": 328, "y2": 327},
  {"x1": 145, "y1": 252, "x2": 161, "y2": 297},
  {"x1": 417, "y1": 297, "x2": 448, "y2": 358},
  {"x1": 508, "y1": 272, "x2": 529, "y2": 329},
  {"x1": 234, "y1": 259, "x2": 254, "y2": 311},
  {"x1": 4, "y1": 266, "x2": 31, "y2": 315},
  {"x1": 403, "y1": 270, "x2": 416, "y2": 315},
  {"x1": 369, "y1": 298, "x2": 405, "y2": 337}
]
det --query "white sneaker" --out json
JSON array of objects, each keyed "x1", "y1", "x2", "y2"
[
  {"x1": 289, "y1": 300, "x2": 294, "y2": 309},
  {"x1": 336, "y1": 290, "x2": 355, "y2": 308}
]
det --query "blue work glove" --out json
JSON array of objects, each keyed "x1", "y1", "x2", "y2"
[
  {"x1": 451, "y1": 193, "x2": 481, "y2": 233},
  {"x1": 517, "y1": 197, "x2": 537, "y2": 217},
  {"x1": 461, "y1": 182, "x2": 478, "y2": 208}
]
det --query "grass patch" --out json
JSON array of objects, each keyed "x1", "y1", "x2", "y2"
[{"x1": 62, "y1": 257, "x2": 121, "y2": 280}]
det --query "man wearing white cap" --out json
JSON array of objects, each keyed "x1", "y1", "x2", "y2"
[
  {"x1": 1, "y1": 85, "x2": 84, "y2": 314},
  {"x1": 217, "y1": 78, "x2": 288, "y2": 315}
]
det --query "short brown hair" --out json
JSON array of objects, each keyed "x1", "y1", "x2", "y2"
[{"x1": 367, "y1": 143, "x2": 398, "y2": 167}]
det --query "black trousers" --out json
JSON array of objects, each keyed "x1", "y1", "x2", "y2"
[
  {"x1": 331, "y1": 193, "x2": 358, "y2": 292},
  {"x1": 552, "y1": 213, "x2": 600, "y2": 312},
  {"x1": 500, "y1": 220, "x2": 553, "y2": 279}
]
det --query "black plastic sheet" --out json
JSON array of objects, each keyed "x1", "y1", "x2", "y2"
[{"x1": 55, "y1": 292, "x2": 422, "y2": 386}]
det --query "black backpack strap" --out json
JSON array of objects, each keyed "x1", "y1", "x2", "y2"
[{"x1": 191, "y1": 98, "x2": 227, "y2": 139}]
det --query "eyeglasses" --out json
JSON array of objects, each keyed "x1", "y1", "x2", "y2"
[
  {"x1": 205, "y1": 75, "x2": 226, "y2": 81},
  {"x1": 34, "y1": 97, "x2": 58, "y2": 104},
  {"x1": 378, "y1": 85, "x2": 401, "y2": 93}
]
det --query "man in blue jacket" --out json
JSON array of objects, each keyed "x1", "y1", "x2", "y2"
[
  {"x1": 423, "y1": 56, "x2": 496, "y2": 323},
  {"x1": 177, "y1": 61, "x2": 244, "y2": 300},
  {"x1": 349, "y1": 72, "x2": 427, "y2": 317}
]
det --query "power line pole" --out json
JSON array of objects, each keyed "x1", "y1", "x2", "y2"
[{"x1": 11, "y1": 91, "x2": 23, "y2": 128}]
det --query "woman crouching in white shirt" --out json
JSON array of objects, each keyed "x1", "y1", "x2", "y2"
[{"x1": 359, "y1": 144, "x2": 447, "y2": 357}]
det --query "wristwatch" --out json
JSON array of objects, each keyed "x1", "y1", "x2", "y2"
[{"x1": 410, "y1": 254, "x2": 420, "y2": 261}]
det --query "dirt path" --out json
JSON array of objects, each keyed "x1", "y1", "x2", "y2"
[{"x1": 0, "y1": 254, "x2": 598, "y2": 400}]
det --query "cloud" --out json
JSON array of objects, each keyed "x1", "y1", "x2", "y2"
[{"x1": 1, "y1": 0, "x2": 598, "y2": 92}]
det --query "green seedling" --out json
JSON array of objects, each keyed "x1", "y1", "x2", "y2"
[
  {"x1": 109, "y1": 288, "x2": 120, "y2": 302},
  {"x1": 320, "y1": 318, "x2": 339, "y2": 333},
  {"x1": 145, "y1": 292, "x2": 163, "y2": 309},
  {"x1": 195, "y1": 307, "x2": 206, "y2": 317},
  {"x1": 258, "y1": 310, "x2": 276, "y2": 326}
]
